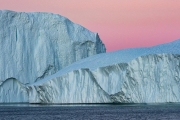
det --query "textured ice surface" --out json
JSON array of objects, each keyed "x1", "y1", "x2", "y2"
[
  {"x1": 0, "y1": 10, "x2": 105, "y2": 86},
  {"x1": 111, "y1": 54, "x2": 180, "y2": 103},
  {"x1": 0, "y1": 78, "x2": 28, "y2": 103}
]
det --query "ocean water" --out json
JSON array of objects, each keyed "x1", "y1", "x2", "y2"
[{"x1": 0, "y1": 103, "x2": 180, "y2": 120}]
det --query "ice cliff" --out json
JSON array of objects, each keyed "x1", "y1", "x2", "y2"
[
  {"x1": 0, "y1": 10, "x2": 105, "y2": 86},
  {"x1": 111, "y1": 54, "x2": 180, "y2": 103}
]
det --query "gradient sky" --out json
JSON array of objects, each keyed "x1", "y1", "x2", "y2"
[{"x1": 0, "y1": 0, "x2": 180, "y2": 52}]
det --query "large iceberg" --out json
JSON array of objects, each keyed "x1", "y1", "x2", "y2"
[
  {"x1": 1, "y1": 10, "x2": 180, "y2": 104},
  {"x1": 0, "y1": 10, "x2": 105, "y2": 85}
]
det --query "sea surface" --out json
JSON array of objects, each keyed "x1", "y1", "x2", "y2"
[{"x1": 0, "y1": 103, "x2": 180, "y2": 120}]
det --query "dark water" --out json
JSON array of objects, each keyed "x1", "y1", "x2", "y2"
[{"x1": 0, "y1": 103, "x2": 180, "y2": 120}]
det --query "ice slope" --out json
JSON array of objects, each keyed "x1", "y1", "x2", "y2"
[
  {"x1": 28, "y1": 39, "x2": 180, "y2": 103},
  {"x1": 32, "y1": 39, "x2": 180, "y2": 86},
  {"x1": 0, "y1": 10, "x2": 105, "y2": 85},
  {"x1": 30, "y1": 53, "x2": 180, "y2": 103}
]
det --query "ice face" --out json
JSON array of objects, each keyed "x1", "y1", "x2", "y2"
[
  {"x1": 0, "y1": 10, "x2": 105, "y2": 85},
  {"x1": 28, "y1": 69, "x2": 112, "y2": 103},
  {"x1": 111, "y1": 54, "x2": 180, "y2": 103}
]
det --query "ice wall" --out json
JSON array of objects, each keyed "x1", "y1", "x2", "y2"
[
  {"x1": 0, "y1": 10, "x2": 105, "y2": 85},
  {"x1": 111, "y1": 54, "x2": 180, "y2": 103}
]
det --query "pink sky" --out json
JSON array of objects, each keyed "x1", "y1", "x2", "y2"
[{"x1": 0, "y1": 0, "x2": 180, "y2": 52}]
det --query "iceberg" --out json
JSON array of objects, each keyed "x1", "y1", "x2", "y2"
[{"x1": 1, "y1": 10, "x2": 180, "y2": 103}]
